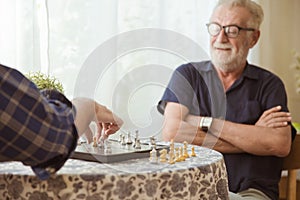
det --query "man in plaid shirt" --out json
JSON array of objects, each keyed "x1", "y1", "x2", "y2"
[{"x1": 0, "y1": 64, "x2": 123, "y2": 180}]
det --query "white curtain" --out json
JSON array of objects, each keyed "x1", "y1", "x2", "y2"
[{"x1": 1, "y1": 0, "x2": 299, "y2": 136}]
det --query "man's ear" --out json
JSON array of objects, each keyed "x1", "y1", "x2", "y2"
[{"x1": 250, "y1": 30, "x2": 260, "y2": 48}]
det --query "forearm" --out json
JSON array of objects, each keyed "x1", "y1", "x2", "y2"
[
  {"x1": 210, "y1": 118, "x2": 292, "y2": 157},
  {"x1": 72, "y1": 98, "x2": 96, "y2": 136},
  {"x1": 162, "y1": 117, "x2": 243, "y2": 153}
]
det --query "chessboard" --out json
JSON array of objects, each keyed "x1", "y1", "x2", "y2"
[{"x1": 70, "y1": 139, "x2": 169, "y2": 163}]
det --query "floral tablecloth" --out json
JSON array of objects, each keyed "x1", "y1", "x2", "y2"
[{"x1": 0, "y1": 146, "x2": 229, "y2": 200}]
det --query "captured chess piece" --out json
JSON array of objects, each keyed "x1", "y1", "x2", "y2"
[
  {"x1": 175, "y1": 147, "x2": 181, "y2": 162},
  {"x1": 168, "y1": 150, "x2": 175, "y2": 164},
  {"x1": 93, "y1": 137, "x2": 98, "y2": 147},
  {"x1": 183, "y1": 141, "x2": 190, "y2": 158},
  {"x1": 179, "y1": 146, "x2": 185, "y2": 161},
  {"x1": 149, "y1": 148, "x2": 158, "y2": 163},
  {"x1": 159, "y1": 149, "x2": 168, "y2": 163},
  {"x1": 190, "y1": 146, "x2": 197, "y2": 157}
]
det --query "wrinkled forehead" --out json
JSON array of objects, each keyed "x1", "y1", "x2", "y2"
[{"x1": 210, "y1": 4, "x2": 252, "y2": 27}]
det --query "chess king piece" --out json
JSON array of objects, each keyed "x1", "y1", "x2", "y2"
[{"x1": 149, "y1": 147, "x2": 158, "y2": 163}]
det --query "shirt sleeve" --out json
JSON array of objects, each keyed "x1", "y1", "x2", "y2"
[
  {"x1": 0, "y1": 65, "x2": 78, "y2": 180},
  {"x1": 158, "y1": 64, "x2": 196, "y2": 114}
]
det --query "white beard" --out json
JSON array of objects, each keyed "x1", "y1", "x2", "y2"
[{"x1": 210, "y1": 42, "x2": 249, "y2": 72}]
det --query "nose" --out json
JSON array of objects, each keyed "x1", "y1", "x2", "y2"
[{"x1": 215, "y1": 28, "x2": 229, "y2": 43}]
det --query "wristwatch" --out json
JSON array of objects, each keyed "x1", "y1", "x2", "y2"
[{"x1": 200, "y1": 117, "x2": 213, "y2": 132}]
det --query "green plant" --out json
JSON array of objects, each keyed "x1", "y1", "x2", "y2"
[{"x1": 26, "y1": 71, "x2": 64, "y2": 93}]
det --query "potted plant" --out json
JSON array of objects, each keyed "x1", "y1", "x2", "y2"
[{"x1": 26, "y1": 71, "x2": 64, "y2": 93}]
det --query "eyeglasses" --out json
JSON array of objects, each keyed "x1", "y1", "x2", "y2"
[{"x1": 206, "y1": 22, "x2": 255, "y2": 38}]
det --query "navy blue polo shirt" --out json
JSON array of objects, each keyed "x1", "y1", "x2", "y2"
[{"x1": 158, "y1": 61, "x2": 296, "y2": 200}]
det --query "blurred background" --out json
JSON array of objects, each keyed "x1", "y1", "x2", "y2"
[{"x1": 0, "y1": 0, "x2": 299, "y2": 138}]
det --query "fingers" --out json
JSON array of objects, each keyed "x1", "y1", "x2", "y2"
[
  {"x1": 95, "y1": 103, "x2": 124, "y2": 128},
  {"x1": 84, "y1": 126, "x2": 94, "y2": 143},
  {"x1": 256, "y1": 105, "x2": 292, "y2": 128}
]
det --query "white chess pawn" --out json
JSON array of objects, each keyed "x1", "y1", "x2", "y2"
[
  {"x1": 149, "y1": 148, "x2": 157, "y2": 163},
  {"x1": 98, "y1": 135, "x2": 105, "y2": 149},
  {"x1": 104, "y1": 139, "x2": 112, "y2": 153},
  {"x1": 135, "y1": 139, "x2": 141, "y2": 149},
  {"x1": 126, "y1": 131, "x2": 133, "y2": 145},
  {"x1": 133, "y1": 130, "x2": 139, "y2": 148},
  {"x1": 121, "y1": 134, "x2": 126, "y2": 145}
]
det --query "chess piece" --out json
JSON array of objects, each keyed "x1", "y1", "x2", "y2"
[
  {"x1": 159, "y1": 149, "x2": 168, "y2": 163},
  {"x1": 149, "y1": 148, "x2": 158, "y2": 163},
  {"x1": 149, "y1": 136, "x2": 156, "y2": 149},
  {"x1": 121, "y1": 134, "x2": 126, "y2": 145},
  {"x1": 135, "y1": 139, "x2": 141, "y2": 149},
  {"x1": 118, "y1": 133, "x2": 122, "y2": 143},
  {"x1": 190, "y1": 146, "x2": 197, "y2": 157},
  {"x1": 183, "y1": 141, "x2": 190, "y2": 158},
  {"x1": 168, "y1": 150, "x2": 175, "y2": 164},
  {"x1": 179, "y1": 146, "x2": 185, "y2": 161},
  {"x1": 133, "y1": 130, "x2": 139, "y2": 148},
  {"x1": 92, "y1": 137, "x2": 98, "y2": 147},
  {"x1": 126, "y1": 131, "x2": 133, "y2": 145},
  {"x1": 104, "y1": 139, "x2": 112, "y2": 153},
  {"x1": 175, "y1": 147, "x2": 181, "y2": 162},
  {"x1": 98, "y1": 135, "x2": 105, "y2": 149}
]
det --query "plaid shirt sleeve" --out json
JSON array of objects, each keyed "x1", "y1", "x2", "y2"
[{"x1": 0, "y1": 64, "x2": 78, "y2": 180}]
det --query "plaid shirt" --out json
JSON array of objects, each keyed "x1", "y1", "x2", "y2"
[{"x1": 0, "y1": 64, "x2": 78, "y2": 180}]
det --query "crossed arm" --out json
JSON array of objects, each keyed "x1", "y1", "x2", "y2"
[{"x1": 162, "y1": 102, "x2": 292, "y2": 157}]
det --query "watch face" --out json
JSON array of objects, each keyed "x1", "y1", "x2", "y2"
[{"x1": 202, "y1": 117, "x2": 213, "y2": 132}]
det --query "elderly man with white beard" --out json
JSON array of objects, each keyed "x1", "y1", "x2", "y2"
[{"x1": 157, "y1": 0, "x2": 297, "y2": 199}]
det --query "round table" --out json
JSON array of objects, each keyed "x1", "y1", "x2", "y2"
[{"x1": 0, "y1": 145, "x2": 229, "y2": 200}]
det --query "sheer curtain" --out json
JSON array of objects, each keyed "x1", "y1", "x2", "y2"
[
  {"x1": 1, "y1": 0, "x2": 299, "y2": 136},
  {"x1": 0, "y1": 0, "x2": 218, "y2": 138}
]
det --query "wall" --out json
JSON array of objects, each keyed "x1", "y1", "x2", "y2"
[{"x1": 258, "y1": 0, "x2": 300, "y2": 123}]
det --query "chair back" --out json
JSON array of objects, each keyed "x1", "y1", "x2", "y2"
[
  {"x1": 281, "y1": 134, "x2": 300, "y2": 200},
  {"x1": 283, "y1": 134, "x2": 300, "y2": 170}
]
